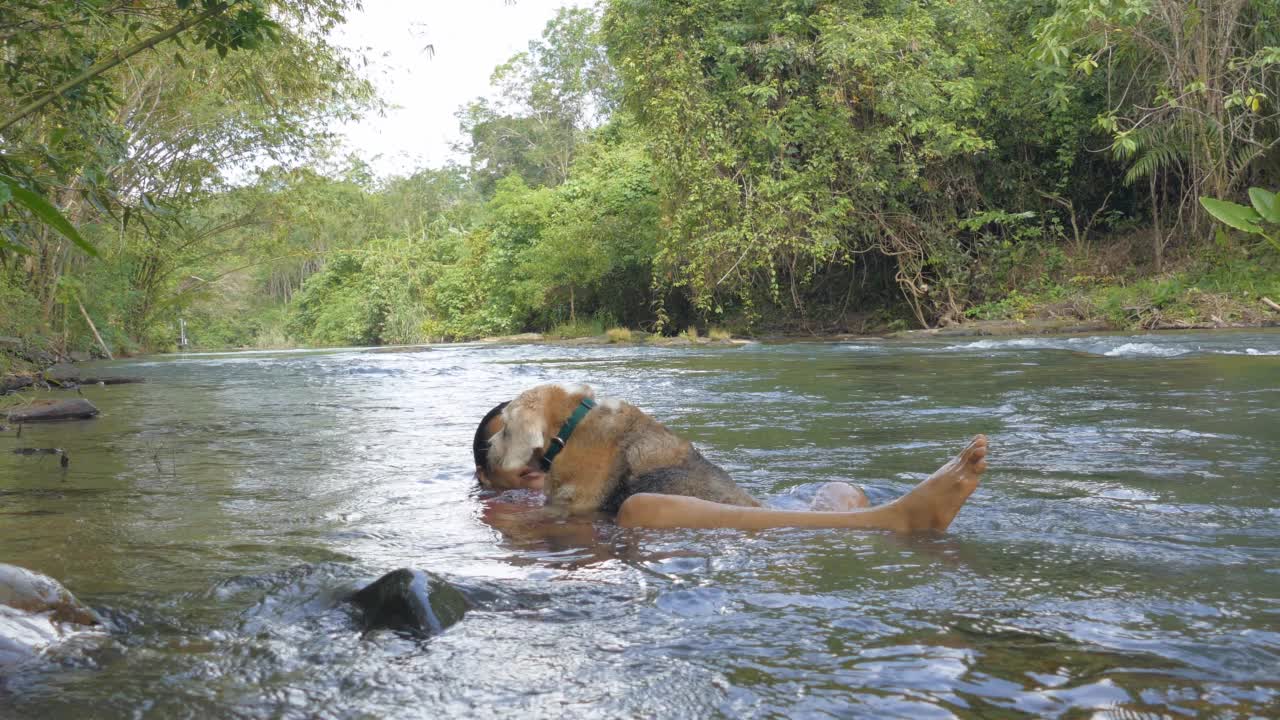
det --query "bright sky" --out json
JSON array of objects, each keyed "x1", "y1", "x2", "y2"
[{"x1": 332, "y1": 0, "x2": 587, "y2": 178}]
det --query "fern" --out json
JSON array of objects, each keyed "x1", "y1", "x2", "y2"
[
  {"x1": 1227, "y1": 145, "x2": 1265, "y2": 180},
  {"x1": 1122, "y1": 122, "x2": 1190, "y2": 186}
]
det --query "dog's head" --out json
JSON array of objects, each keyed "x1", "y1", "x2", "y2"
[{"x1": 486, "y1": 383, "x2": 596, "y2": 472}]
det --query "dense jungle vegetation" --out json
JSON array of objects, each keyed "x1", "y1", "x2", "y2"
[{"x1": 2, "y1": 0, "x2": 1279, "y2": 354}]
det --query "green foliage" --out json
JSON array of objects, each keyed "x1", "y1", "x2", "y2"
[
  {"x1": 0, "y1": 0, "x2": 372, "y2": 353},
  {"x1": 602, "y1": 0, "x2": 1113, "y2": 326},
  {"x1": 286, "y1": 234, "x2": 451, "y2": 346},
  {"x1": 965, "y1": 290, "x2": 1038, "y2": 321},
  {"x1": 0, "y1": 177, "x2": 97, "y2": 256},
  {"x1": 1202, "y1": 198, "x2": 1266, "y2": 234},
  {"x1": 964, "y1": 245, "x2": 1280, "y2": 330},
  {"x1": 457, "y1": 6, "x2": 617, "y2": 195},
  {"x1": 547, "y1": 317, "x2": 606, "y2": 340},
  {"x1": 1200, "y1": 188, "x2": 1280, "y2": 252},
  {"x1": 1034, "y1": 0, "x2": 1280, "y2": 254},
  {"x1": 5, "y1": 0, "x2": 1277, "y2": 353},
  {"x1": 0, "y1": 271, "x2": 43, "y2": 337}
]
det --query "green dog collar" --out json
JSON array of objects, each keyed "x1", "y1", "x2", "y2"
[{"x1": 540, "y1": 397, "x2": 596, "y2": 471}]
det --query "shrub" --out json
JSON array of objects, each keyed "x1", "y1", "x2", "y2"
[
  {"x1": 547, "y1": 317, "x2": 604, "y2": 339},
  {"x1": 606, "y1": 327, "x2": 632, "y2": 343}
]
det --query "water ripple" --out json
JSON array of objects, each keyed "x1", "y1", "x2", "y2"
[{"x1": 3, "y1": 330, "x2": 1278, "y2": 717}]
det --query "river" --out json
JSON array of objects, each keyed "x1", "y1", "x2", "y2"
[{"x1": 2, "y1": 331, "x2": 1278, "y2": 717}]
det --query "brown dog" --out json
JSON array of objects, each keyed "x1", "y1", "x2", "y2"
[{"x1": 486, "y1": 383, "x2": 760, "y2": 515}]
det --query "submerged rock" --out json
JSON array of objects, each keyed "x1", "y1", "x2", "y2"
[
  {"x1": 5, "y1": 398, "x2": 99, "y2": 423},
  {"x1": 349, "y1": 568, "x2": 467, "y2": 637},
  {"x1": 43, "y1": 362, "x2": 142, "y2": 387},
  {"x1": 0, "y1": 563, "x2": 103, "y2": 668}
]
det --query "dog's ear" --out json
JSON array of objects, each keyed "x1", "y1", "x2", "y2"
[{"x1": 488, "y1": 397, "x2": 549, "y2": 471}]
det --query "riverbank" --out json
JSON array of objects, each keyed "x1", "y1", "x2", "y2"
[
  {"x1": 426, "y1": 249, "x2": 1280, "y2": 346},
  {"x1": 5, "y1": 303, "x2": 1277, "y2": 372},
  {"x1": 0, "y1": 337, "x2": 79, "y2": 396},
  {"x1": 0, "y1": 338, "x2": 137, "y2": 415},
  {"x1": 4, "y1": 247, "x2": 1278, "y2": 362},
  {"x1": 422, "y1": 315, "x2": 1280, "y2": 351}
]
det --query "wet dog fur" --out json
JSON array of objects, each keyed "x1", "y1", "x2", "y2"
[{"x1": 487, "y1": 383, "x2": 760, "y2": 515}]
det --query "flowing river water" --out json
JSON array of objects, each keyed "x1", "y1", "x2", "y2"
[{"x1": 2, "y1": 331, "x2": 1278, "y2": 718}]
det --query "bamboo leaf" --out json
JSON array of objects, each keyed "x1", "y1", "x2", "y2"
[
  {"x1": 3, "y1": 179, "x2": 100, "y2": 256},
  {"x1": 1199, "y1": 197, "x2": 1262, "y2": 234},
  {"x1": 0, "y1": 235, "x2": 33, "y2": 255}
]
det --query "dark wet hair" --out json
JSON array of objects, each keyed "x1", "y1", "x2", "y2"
[{"x1": 472, "y1": 401, "x2": 508, "y2": 469}]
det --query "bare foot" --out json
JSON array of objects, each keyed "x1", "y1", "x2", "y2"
[
  {"x1": 882, "y1": 435, "x2": 988, "y2": 532},
  {"x1": 810, "y1": 482, "x2": 870, "y2": 511}
]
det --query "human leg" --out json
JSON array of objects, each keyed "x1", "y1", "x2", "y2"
[{"x1": 616, "y1": 435, "x2": 988, "y2": 533}]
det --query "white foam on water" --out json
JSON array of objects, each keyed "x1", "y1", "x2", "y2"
[
  {"x1": 1102, "y1": 343, "x2": 1190, "y2": 358},
  {"x1": 952, "y1": 338, "x2": 1050, "y2": 350},
  {"x1": 940, "y1": 332, "x2": 1280, "y2": 358},
  {"x1": 1097, "y1": 487, "x2": 1160, "y2": 502}
]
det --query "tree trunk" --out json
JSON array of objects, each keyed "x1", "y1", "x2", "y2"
[
  {"x1": 1151, "y1": 173, "x2": 1163, "y2": 273},
  {"x1": 78, "y1": 300, "x2": 114, "y2": 360}
]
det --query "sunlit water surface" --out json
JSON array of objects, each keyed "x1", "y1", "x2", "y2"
[{"x1": 2, "y1": 331, "x2": 1278, "y2": 718}]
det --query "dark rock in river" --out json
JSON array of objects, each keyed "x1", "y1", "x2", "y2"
[
  {"x1": 67, "y1": 351, "x2": 91, "y2": 363},
  {"x1": 43, "y1": 363, "x2": 142, "y2": 387},
  {"x1": 0, "y1": 563, "x2": 103, "y2": 668},
  {"x1": 349, "y1": 568, "x2": 467, "y2": 637},
  {"x1": 5, "y1": 398, "x2": 99, "y2": 423},
  {"x1": 43, "y1": 363, "x2": 82, "y2": 384}
]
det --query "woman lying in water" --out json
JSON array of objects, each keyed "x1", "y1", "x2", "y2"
[{"x1": 471, "y1": 392, "x2": 988, "y2": 534}]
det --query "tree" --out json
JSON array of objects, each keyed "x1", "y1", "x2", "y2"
[
  {"x1": 605, "y1": 0, "x2": 1002, "y2": 326},
  {"x1": 518, "y1": 129, "x2": 658, "y2": 326},
  {"x1": 1035, "y1": 0, "x2": 1280, "y2": 269},
  {"x1": 0, "y1": 0, "x2": 294, "y2": 256},
  {"x1": 1, "y1": 0, "x2": 372, "y2": 348},
  {"x1": 456, "y1": 6, "x2": 618, "y2": 194}
]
